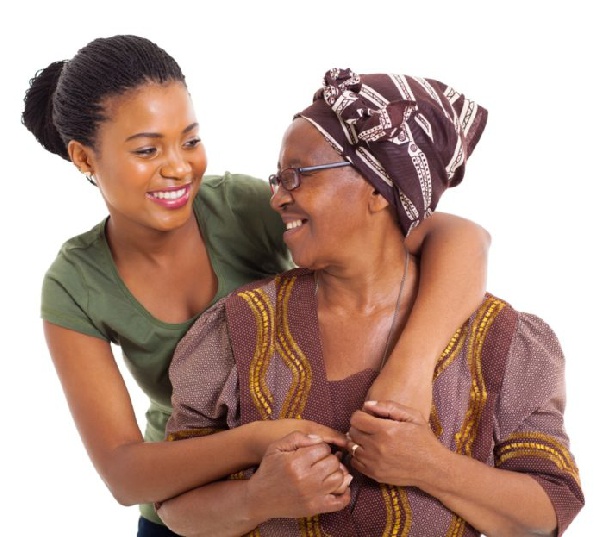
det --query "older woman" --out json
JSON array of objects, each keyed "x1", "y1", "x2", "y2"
[{"x1": 160, "y1": 69, "x2": 584, "y2": 536}]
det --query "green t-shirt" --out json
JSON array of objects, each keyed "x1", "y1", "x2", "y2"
[{"x1": 41, "y1": 173, "x2": 292, "y2": 524}]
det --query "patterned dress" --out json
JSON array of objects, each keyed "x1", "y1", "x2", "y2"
[{"x1": 167, "y1": 268, "x2": 584, "y2": 536}]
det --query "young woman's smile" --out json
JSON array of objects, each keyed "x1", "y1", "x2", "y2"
[{"x1": 146, "y1": 183, "x2": 193, "y2": 209}]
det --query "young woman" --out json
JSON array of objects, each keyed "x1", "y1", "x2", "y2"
[{"x1": 23, "y1": 36, "x2": 490, "y2": 535}]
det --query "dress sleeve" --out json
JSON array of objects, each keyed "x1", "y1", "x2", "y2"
[
  {"x1": 166, "y1": 298, "x2": 241, "y2": 440},
  {"x1": 495, "y1": 312, "x2": 584, "y2": 535}
]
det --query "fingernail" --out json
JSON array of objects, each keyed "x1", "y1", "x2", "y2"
[
  {"x1": 307, "y1": 434, "x2": 323, "y2": 440},
  {"x1": 364, "y1": 400, "x2": 377, "y2": 406}
]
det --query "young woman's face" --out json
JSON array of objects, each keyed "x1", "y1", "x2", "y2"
[
  {"x1": 89, "y1": 81, "x2": 207, "y2": 233},
  {"x1": 270, "y1": 119, "x2": 373, "y2": 271}
]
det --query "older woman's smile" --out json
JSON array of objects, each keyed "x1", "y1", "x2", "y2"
[{"x1": 286, "y1": 219, "x2": 304, "y2": 230}]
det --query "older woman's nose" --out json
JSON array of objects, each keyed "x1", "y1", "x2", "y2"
[{"x1": 269, "y1": 184, "x2": 293, "y2": 211}]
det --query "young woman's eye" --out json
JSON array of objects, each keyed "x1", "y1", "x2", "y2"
[
  {"x1": 132, "y1": 147, "x2": 157, "y2": 157},
  {"x1": 184, "y1": 137, "x2": 202, "y2": 149}
]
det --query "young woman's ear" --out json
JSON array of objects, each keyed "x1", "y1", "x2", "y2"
[{"x1": 68, "y1": 140, "x2": 95, "y2": 175}]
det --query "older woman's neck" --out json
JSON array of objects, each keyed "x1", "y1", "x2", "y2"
[{"x1": 316, "y1": 237, "x2": 416, "y2": 313}]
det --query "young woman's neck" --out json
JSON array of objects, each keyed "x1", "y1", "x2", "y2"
[{"x1": 105, "y1": 214, "x2": 200, "y2": 263}]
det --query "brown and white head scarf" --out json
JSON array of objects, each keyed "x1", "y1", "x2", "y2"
[{"x1": 295, "y1": 68, "x2": 488, "y2": 236}]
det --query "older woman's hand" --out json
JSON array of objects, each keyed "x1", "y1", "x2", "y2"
[
  {"x1": 246, "y1": 431, "x2": 352, "y2": 521},
  {"x1": 366, "y1": 370, "x2": 433, "y2": 421},
  {"x1": 347, "y1": 400, "x2": 448, "y2": 487}
]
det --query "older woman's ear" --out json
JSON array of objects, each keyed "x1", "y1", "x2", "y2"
[{"x1": 368, "y1": 188, "x2": 390, "y2": 214}]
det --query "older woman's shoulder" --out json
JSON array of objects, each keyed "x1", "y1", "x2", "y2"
[
  {"x1": 470, "y1": 294, "x2": 560, "y2": 343},
  {"x1": 463, "y1": 294, "x2": 565, "y2": 385},
  {"x1": 226, "y1": 268, "x2": 312, "y2": 295},
  {"x1": 474, "y1": 294, "x2": 567, "y2": 415},
  {"x1": 476, "y1": 295, "x2": 563, "y2": 355}
]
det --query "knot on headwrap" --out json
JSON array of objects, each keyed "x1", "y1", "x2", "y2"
[
  {"x1": 318, "y1": 68, "x2": 418, "y2": 145},
  {"x1": 296, "y1": 68, "x2": 488, "y2": 236}
]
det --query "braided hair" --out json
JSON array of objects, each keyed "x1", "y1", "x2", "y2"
[{"x1": 22, "y1": 35, "x2": 186, "y2": 161}]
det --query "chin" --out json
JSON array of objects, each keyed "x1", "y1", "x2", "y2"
[
  {"x1": 153, "y1": 215, "x2": 191, "y2": 233},
  {"x1": 290, "y1": 253, "x2": 311, "y2": 270},
  {"x1": 290, "y1": 254, "x2": 322, "y2": 272}
]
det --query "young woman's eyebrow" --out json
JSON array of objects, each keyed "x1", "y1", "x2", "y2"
[{"x1": 125, "y1": 122, "x2": 199, "y2": 142}]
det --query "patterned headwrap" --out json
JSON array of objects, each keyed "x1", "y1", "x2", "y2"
[{"x1": 295, "y1": 68, "x2": 488, "y2": 236}]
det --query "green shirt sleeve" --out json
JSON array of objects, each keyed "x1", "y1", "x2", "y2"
[
  {"x1": 41, "y1": 223, "x2": 112, "y2": 341},
  {"x1": 42, "y1": 267, "x2": 107, "y2": 340}
]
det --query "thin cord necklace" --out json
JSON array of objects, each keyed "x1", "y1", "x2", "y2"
[
  {"x1": 379, "y1": 249, "x2": 410, "y2": 371},
  {"x1": 314, "y1": 248, "x2": 411, "y2": 371}
]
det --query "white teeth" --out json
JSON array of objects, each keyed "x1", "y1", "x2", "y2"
[
  {"x1": 151, "y1": 187, "x2": 186, "y2": 200},
  {"x1": 286, "y1": 220, "x2": 303, "y2": 230}
]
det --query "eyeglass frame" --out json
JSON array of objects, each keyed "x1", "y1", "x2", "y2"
[{"x1": 268, "y1": 161, "x2": 353, "y2": 194}]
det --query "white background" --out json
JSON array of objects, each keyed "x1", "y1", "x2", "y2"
[{"x1": 1, "y1": 1, "x2": 597, "y2": 535}]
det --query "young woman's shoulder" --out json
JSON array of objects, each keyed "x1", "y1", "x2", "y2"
[
  {"x1": 42, "y1": 219, "x2": 118, "y2": 341},
  {"x1": 198, "y1": 171, "x2": 271, "y2": 208},
  {"x1": 195, "y1": 172, "x2": 276, "y2": 233},
  {"x1": 194, "y1": 172, "x2": 291, "y2": 277},
  {"x1": 45, "y1": 220, "x2": 109, "y2": 280}
]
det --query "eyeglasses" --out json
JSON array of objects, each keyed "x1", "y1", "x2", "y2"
[{"x1": 268, "y1": 161, "x2": 352, "y2": 194}]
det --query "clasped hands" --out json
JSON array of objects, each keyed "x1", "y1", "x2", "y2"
[{"x1": 248, "y1": 400, "x2": 441, "y2": 521}]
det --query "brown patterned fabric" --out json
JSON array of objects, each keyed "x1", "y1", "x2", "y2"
[
  {"x1": 295, "y1": 68, "x2": 488, "y2": 236},
  {"x1": 167, "y1": 270, "x2": 584, "y2": 536}
]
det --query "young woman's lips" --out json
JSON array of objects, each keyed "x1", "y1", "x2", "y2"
[{"x1": 147, "y1": 184, "x2": 191, "y2": 209}]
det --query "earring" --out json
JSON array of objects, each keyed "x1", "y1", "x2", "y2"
[{"x1": 85, "y1": 172, "x2": 98, "y2": 187}]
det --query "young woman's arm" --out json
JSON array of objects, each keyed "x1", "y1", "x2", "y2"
[
  {"x1": 368, "y1": 213, "x2": 491, "y2": 418},
  {"x1": 44, "y1": 322, "x2": 346, "y2": 505},
  {"x1": 157, "y1": 432, "x2": 351, "y2": 537}
]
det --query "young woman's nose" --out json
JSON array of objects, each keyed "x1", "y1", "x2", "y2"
[{"x1": 160, "y1": 150, "x2": 192, "y2": 180}]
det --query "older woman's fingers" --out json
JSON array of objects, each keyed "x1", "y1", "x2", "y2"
[
  {"x1": 329, "y1": 471, "x2": 353, "y2": 495},
  {"x1": 310, "y1": 424, "x2": 349, "y2": 449},
  {"x1": 362, "y1": 400, "x2": 426, "y2": 423},
  {"x1": 349, "y1": 442, "x2": 360, "y2": 458},
  {"x1": 268, "y1": 431, "x2": 325, "y2": 452},
  {"x1": 349, "y1": 405, "x2": 424, "y2": 438}
]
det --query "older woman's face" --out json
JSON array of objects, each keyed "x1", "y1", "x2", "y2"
[{"x1": 270, "y1": 119, "x2": 373, "y2": 270}]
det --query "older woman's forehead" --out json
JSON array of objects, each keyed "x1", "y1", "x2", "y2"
[{"x1": 280, "y1": 119, "x2": 339, "y2": 162}]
